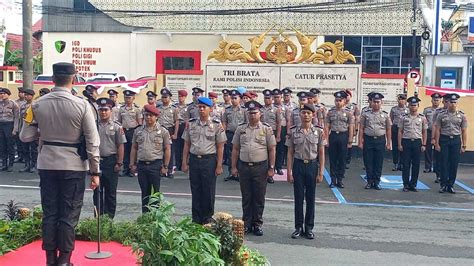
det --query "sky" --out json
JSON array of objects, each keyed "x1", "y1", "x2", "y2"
[{"x1": 4, "y1": 0, "x2": 43, "y2": 35}]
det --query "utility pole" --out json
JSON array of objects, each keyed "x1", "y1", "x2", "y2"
[
  {"x1": 411, "y1": 0, "x2": 417, "y2": 71},
  {"x1": 23, "y1": 0, "x2": 33, "y2": 90}
]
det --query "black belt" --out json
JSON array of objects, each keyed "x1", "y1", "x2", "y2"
[
  {"x1": 124, "y1": 127, "x2": 137, "y2": 131},
  {"x1": 100, "y1": 155, "x2": 116, "y2": 160},
  {"x1": 330, "y1": 130, "x2": 348, "y2": 134},
  {"x1": 294, "y1": 158, "x2": 317, "y2": 164},
  {"x1": 43, "y1": 141, "x2": 80, "y2": 148},
  {"x1": 364, "y1": 134, "x2": 385, "y2": 139},
  {"x1": 138, "y1": 159, "x2": 161, "y2": 165},
  {"x1": 190, "y1": 153, "x2": 216, "y2": 159},
  {"x1": 239, "y1": 160, "x2": 267, "y2": 166},
  {"x1": 441, "y1": 134, "x2": 460, "y2": 139}
]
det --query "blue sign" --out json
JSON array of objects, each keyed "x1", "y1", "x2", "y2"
[
  {"x1": 441, "y1": 69, "x2": 457, "y2": 79},
  {"x1": 470, "y1": 17, "x2": 474, "y2": 34}
]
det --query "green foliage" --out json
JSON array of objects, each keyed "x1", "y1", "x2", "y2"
[
  {"x1": 4, "y1": 41, "x2": 23, "y2": 68},
  {"x1": 238, "y1": 246, "x2": 268, "y2": 266},
  {"x1": 207, "y1": 217, "x2": 242, "y2": 265},
  {"x1": 0, "y1": 217, "x2": 42, "y2": 255},
  {"x1": 76, "y1": 215, "x2": 115, "y2": 242},
  {"x1": 1, "y1": 200, "x2": 21, "y2": 221}
]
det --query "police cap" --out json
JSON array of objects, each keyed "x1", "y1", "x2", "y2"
[
  {"x1": 97, "y1": 97, "x2": 115, "y2": 109},
  {"x1": 300, "y1": 103, "x2": 315, "y2": 113},
  {"x1": 245, "y1": 100, "x2": 263, "y2": 112},
  {"x1": 407, "y1": 96, "x2": 421, "y2": 105},
  {"x1": 52, "y1": 62, "x2": 76, "y2": 75}
]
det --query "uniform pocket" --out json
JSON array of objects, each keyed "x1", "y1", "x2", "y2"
[{"x1": 205, "y1": 130, "x2": 215, "y2": 140}]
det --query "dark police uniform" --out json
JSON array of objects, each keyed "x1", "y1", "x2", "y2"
[
  {"x1": 389, "y1": 94, "x2": 408, "y2": 170},
  {"x1": 132, "y1": 123, "x2": 171, "y2": 212},
  {"x1": 94, "y1": 98, "x2": 127, "y2": 218},
  {"x1": 286, "y1": 104, "x2": 324, "y2": 239},
  {"x1": 118, "y1": 90, "x2": 142, "y2": 176},
  {"x1": 19, "y1": 63, "x2": 100, "y2": 265},
  {"x1": 344, "y1": 100, "x2": 360, "y2": 168},
  {"x1": 222, "y1": 90, "x2": 247, "y2": 181},
  {"x1": 435, "y1": 93, "x2": 468, "y2": 194},
  {"x1": 325, "y1": 91, "x2": 354, "y2": 188},
  {"x1": 0, "y1": 88, "x2": 19, "y2": 171},
  {"x1": 398, "y1": 97, "x2": 427, "y2": 192},
  {"x1": 158, "y1": 88, "x2": 178, "y2": 177},
  {"x1": 423, "y1": 92, "x2": 442, "y2": 179},
  {"x1": 182, "y1": 97, "x2": 227, "y2": 224},
  {"x1": 431, "y1": 105, "x2": 447, "y2": 182},
  {"x1": 15, "y1": 89, "x2": 37, "y2": 173},
  {"x1": 272, "y1": 88, "x2": 288, "y2": 175},
  {"x1": 261, "y1": 89, "x2": 281, "y2": 183},
  {"x1": 14, "y1": 88, "x2": 26, "y2": 164},
  {"x1": 232, "y1": 101, "x2": 276, "y2": 236},
  {"x1": 359, "y1": 93, "x2": 391, "y2": 190},
  {"x1": 175, "y1": 90, "x2": 188, "y2": 171}
]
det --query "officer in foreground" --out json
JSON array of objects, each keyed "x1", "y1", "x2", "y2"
[
  {"x1": 182, "y1": 97, "x2": 226, "y2": 224},
  {"x1": 422, "y1": 93, "x2": 441, "y2": 174},
  {"x1": 359, "y1": 92, "x2": 392, "y2": 190},
  {"x1": 435, "y1": 93, "x2": 468, "y2": 194},
  {"x1": 325, "y1": 91, "x2": 354, "y2": 188},
  {"x1": 20, "y1": 62, "x2": 100, "y2": 266},
  {"x1": 94, "y1": 98, "x2": 126, "y2": 218},
  {"x1": 0, "y1": 88, "x2": 19, "y2": 172},
  {"x1": 231, "y1": 100, "x2": 276, "y2": 236},
  {"x1": 398, "y1": 97, "x2": 427, "y2": 192},
  {"x1": 286, "y1": 103, "x2": 324, "y2": 240}
]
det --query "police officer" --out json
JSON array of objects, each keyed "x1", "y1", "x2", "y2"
[
  {"x1": 286, "y1": 103, "x2": 324, "y2": 239},
  {"x1": 390, "y1": 94, "x2": 408, "y2": 171},
  {"x1": 182, "y1": 97, "x2": 226, "y2": 224},
  {"x1": 158, "y1": 88, "x2": 179, "y2": 178},
  {"x1": 94, "y1": 98, "x2": 126, "y2": 218},
  {"x1": 221, "y1": 89, "x2": 232, "y2": 108},
  {"x1": 39, "y1": 87, "x2": 51, "y2": 97},
  {"x1": 107, "y1": 88, "x2": 120, "y2": 122},
  {"x1": 435, "y1": 93, "x2": 468, "y2": 194},
  {"x1": 130, "y1": 104, "x2": 171, "y2": 212},
  {"x1": 20, "y1": 62, "x2": 100, "y2": 266},
  {"x1": 144, "y1": 90, "x2": 158, "y2": 109},
  {"x1": 310, "y1": 88, "x2": 327, "y2": 127},
  {"x1": 175, "y1": 89, "x2": 188, "y2": 171},
  {"x1": 14, "y1": 87, "x2": 26, "y2": 163},
  {"x1": 398, "y1": 97, "x2": 427, "y2": 192},
  {"x1": 430, "y1": 94, "x2": 449, "y2": 183},
  {"x1": 344, "y1": 89, "x2": 360, "y2": 169},
  {"x1": 272, "y1": 88, "x2": 288, "y2": 176},
  {"x1": 15, "y1": 88, "x2": 37, "y2": 173},
  {"x1": 209, "y1": 91, "x2": 224, "y2": 121},
  {"x1": 0, "y1": 88, "x2": 19, "y2": 172},
  {"x1": 222, "y1": 90, "x2": 247, "y2": 181},
  {"x1": 261, "y1": 89, "x2": 281, "y2": 183},
  {"x1": 359, "y1": 92, "x2": 392, "y2": 190},
  {"x1": 185, "y1": 87, "x2": 204, "y2": 122},
  {"x1": 288, "y1": 92, "x2": 309, "y2": 129},
  {"x1": 325, "y1": 91, "x2": 354, "y2": 188},
  {"x1": 118, "y1": 89, "x2": 143, "y2": 177},
  {"x1": 282, "y1": 88, "x2": 297, "y2": 111},
  {"x1": 423, "y1": 93, "x2": 441, "y2": 175},
  {"x1": 231, "y1": 100, "x2": 276, "y2": 236}
]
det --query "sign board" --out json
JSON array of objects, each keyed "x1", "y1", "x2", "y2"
[
  {"x1": 360, "y1": 76, "x2": 405, "y2": 113},
  {"x1": 469, "y1": 16, "x2": 474, "y2": 42},
  {"x1": 440, "y1": 69, "x2": 457, "y2": 79},
  {"x1": 205, "y1": 63, "x2": 361, "y2": 104},
  {"x1": 440, "y1": 79, "x2": 456, "y2": 89},
  {"x1": 165, "y1": 74, "x2": 203, "y2": 101},
  {"x1": 406, "y1": 70, "x2": 421, "y2": 84}
]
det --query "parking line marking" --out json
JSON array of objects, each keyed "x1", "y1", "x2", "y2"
[
  {"x1": 455, "y1": 180, "x2": 474, "y2": 194},
  {"x1": 322, "y1": 168, "x2": 347, "y2": 204}
]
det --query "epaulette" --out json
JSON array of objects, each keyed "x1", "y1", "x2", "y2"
[
  {"x1": 352, "y1": 102, "x2": 357, "y2": 106},
  {"x1": 382, "y1": 110, "x2": 388, "y2": 114},
  {"x1": 113, "y1": 120, "x2": 122, "y2": 126},
  {"x1": 189, "y1": 118, "x2": 197, "y2": 122},
  {"x1": 290, "y1": 125, "x2": 297, "y2": 129},
  {"x1": 212, "y1": 118, "x2": 221, "y2": 123},
  {"x1": 225, "y1": 105, "x2": 232, "y2": 109},
  {"x1": 133, "y1": 103, "x2": 139, "y2": 108},
  {"x1": 187, "y1": 102, "x2": 194, "y2": 106},
  {"x1": 418, "y1": 113, "x2": 425, "y2": 116},
  {"x1": 293, "y1": 107, "x2": 299, "y2": 111},
  {"x1": 459, "y1": 110, "x2": 465, "y2": 114},
  {"x1": 314, "y1": 124, "x2": 324, "y2": 129},
  {"x1": 262, "y1": 122, "x2": 271, "y2": 127},
  {"x1": 171, "y1": 103, "x2": 177, "y2": 108},
  {"x1": 238, "y1": 122, "x2": 246, "y2": 126},
  {"x1": 330, "y1": 106, "x2": 337, "y2": 111}
]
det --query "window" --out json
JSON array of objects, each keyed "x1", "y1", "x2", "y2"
[
  {"x1": 382, "y1": 47, "x2": 400, "y2": 67},
  {"x1": 363, "y1": 36, "x2": 381, "y2": 46},
  {"x1": 362, "y1": 47, "x2": 381, "y2": 73},
  {"x1": 381, "y1": 68, "x2": 400, "y2": 74},
  {"x1": 0, "y1": 72, "x2": 3, "y2": 82},
  {"x1": 401, "y1": 36, "x2": 421, "y2": 68},
  {"x1": 344, "y1": 36, "x2": 362, "y2": 56},
  {"x1": 383, "y1": 36, "x2": 401, "y2": 46},
  {"x1": 8, "y1": 71, "x2": 14, "y2": 82},
  {"x1": 163, "y1": 57, "x2": 195, "y2": 71}
]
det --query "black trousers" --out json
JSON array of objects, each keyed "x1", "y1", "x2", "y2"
[
  {"x1": 401, "y1": 139, "x2": 421, "y2": 188},
  {"x1": 434, "y1": 150, "x2": 441, "y2": 178},
  {"x1": 174, "y1": 122, "x2": 185, "y2": 171},
  {"x1": 292, "y1": 158, "x2": 317, "y2": 231},
  {"x1": 238, "y1": 160, "x2": 268, "y2": 228},
  {"x1": 276, "y1": 126, "x2": 287, "y2": 170},
  {"x1": 189, "y1": 154, "x2": 217, "y2": 224},
  {"x1": 93, "y1": 156, "x2": 119, "y2": 218},
  {"x1": 123, "y1": 128, "x2": 135, "y2": 173},
  {"x1": 137, "y1": 160, "x2": 162, "y2": 213},
  {"x1": 15, "y1": 135, "x2": 23, "y2": 160},
  {"x1": 424, "y1": 130, "x2": 434, "y2": 171},
  {"x1": 391, "y1": 125, "x2": 400, "y2": 165},
  {"x1": 363, "y1": 135, "x2": 386, "y2": 184},
  {"x1": 439, "y1": 135, "x2": 461, "y2": 187},
  {"x1": 328, "y1": 131, "x2": 349, "y2": 181},
  {"x1": 39, "y1": 170, "x2": 86, "y2": 252},
  {"x1": 165, "y1": 127, "x2": 175, "y2": 175},
  {"x1": 225, "y1": 131, "x2": 234, "y2": 172},
  {"x1": 21, "y1": 141, "x2": 38, "y2": 166},
  {"x1": 0, "y1": 121, "x2": 14, "y2": 165}
]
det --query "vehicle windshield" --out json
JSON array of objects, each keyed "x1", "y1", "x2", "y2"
[
  {"x1": 87, "y1": 77, "x2": 113, "y2": 82},
  {"x1": 36, "y1": 76, "x2": 52, "y2": 81}
]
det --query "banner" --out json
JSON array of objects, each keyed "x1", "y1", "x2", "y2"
[{"x1": 469, "y1": 17, "x2": 474, "y2": 42}]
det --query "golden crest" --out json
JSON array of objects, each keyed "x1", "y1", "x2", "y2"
[{"x1": 265, "y1": 32, "x2": 298, "y2": 64}]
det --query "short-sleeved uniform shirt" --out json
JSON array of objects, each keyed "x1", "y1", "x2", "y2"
[
  {"x1": 399, "y1": 113, "x2": 428, "y2": 139},
  {"x1": 132, "y1": 123, "x2": 171, "y2": 161},
  {"x1": 182, "y1": 118, "x2": 227, "y2": 155},
  {"x1": 435, "y1": 110, "x2": 468, "y2": 136},
  {"x1": 118, "y1": 105, "x2": 142, "y2": 129},
  {"x1": 232, "y1": 122, "x2": 276, "y2": 162},
  {"x1": 286, "y1": 125, "x2": 324, "y2": 160},
  {"x1": 98, "y1": 120, "x2": 127, "y2": 157},
  {"x1": 360, "y1": 109, "x2": 391, "y2": 137}
]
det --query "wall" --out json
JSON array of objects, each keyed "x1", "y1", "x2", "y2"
[{"x1": 423, "y1": 54, "x2": 470, "y2": 89}]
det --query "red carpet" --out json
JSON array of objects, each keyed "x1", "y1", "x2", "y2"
[{"x1": 0, "y1": 240, "x2": 138, "y2": 265}]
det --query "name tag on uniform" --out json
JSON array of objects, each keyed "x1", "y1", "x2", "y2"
[
  {"x1": 260, "y1": 130, "x2": 265, "y2": 136},
  {"x1": 157, "y1": 130, "x2": 161, "y2": 134},
  {"x1": 109, "y1": 126, "x2": 114, "y2": 131}
]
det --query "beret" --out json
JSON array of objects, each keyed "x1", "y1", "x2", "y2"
[
  {"x1": 178, "y1": 90, "x2": 188, "y2": 97},
  {"x1": 208, "y1": 92, "x2": 218, "y2": 98},
  {"x1": 344, "y1": 89, "x2": 352, "y2": 97},
  {"x1": 197, "y1": 97, "x2": 213, "y2": 107},
  {"x1": 143, "y1": 104, "x2": 160, "y2": 116}
]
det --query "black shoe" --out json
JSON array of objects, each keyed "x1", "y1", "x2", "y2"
[
  {"x1": 439, "y1": 186, "x2": 447, "y2": 193},
  {"x1": 408, "y1": 186, "x2": 418, "y2": 192},
  {"x1": 128, "y1": 172, "x2": 135, "y2": 177},
  {"x1": 423, "y1": 169, "x2": 431, "y2": 173},
  {"x1": 447, "y1": 186, "x2": 456, "y2": 194},
  {"x1": 336, "y1": 180, "x2": 344, "y2": 188},
  {"x1": 253, "y1": 226, "x2": 263, "y2": 236},
  {"x1": 392, "y1": 164, "x2": 398, "y2": 171},
  {"x1": 276, "y1": 169, "x2": 284, "y2": 175},
  {"x1": 224, "y1": 175, "x2": 233, "y2": 181},
  {"x1": 305, "y1": 230, "x2": 314, "y2": 240},
  {"x1": 233, "y1": 175, "x2": 240, "y2": 182},
  {"x1": 244, "y1": 227, "x2": 253, "y2": 235},
  {"x1": 267, "y1": 176, "x2": 274, "y2": 183},
  {"x1": 29, "y1": 166, "x2": 36, "y2": 173},
  {"x1": 374, "y1": 184, "x2": 382, "y2": 190},
  {"x1": 57, "y1": 263, "x2": 73, "y2": 266},
  {"x1": 397, "y1": 165, "x2": 403, "y2": 171},
  {"x1": 0, "y1": 166, "x2": 7, "y2": 171},
  {"x1": 402, "y1": 186, "x2": 409, "y2": 192},
  {"x1": 19, "y1": 163, "x2": 30, "y2": 173},
  {"x1": 365, "y1": 183, "x2": 372, "y2": 189},
  {"x1": 434, "y1": 177, "x2": 440, "y2": 183},
  {"x1": 291, "y1": 228, "x2": 303, "y2": 239},
  {"x1": 329, "y1": 183, "x2": 335, "y2": 188},
  {"x1": 345, "y1": 165, "x2": 350, "y2": 169}
]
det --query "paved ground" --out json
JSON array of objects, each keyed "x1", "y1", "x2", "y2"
[{"x1": 1, "y1": 155, "x2": 473, "y2": 265}]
